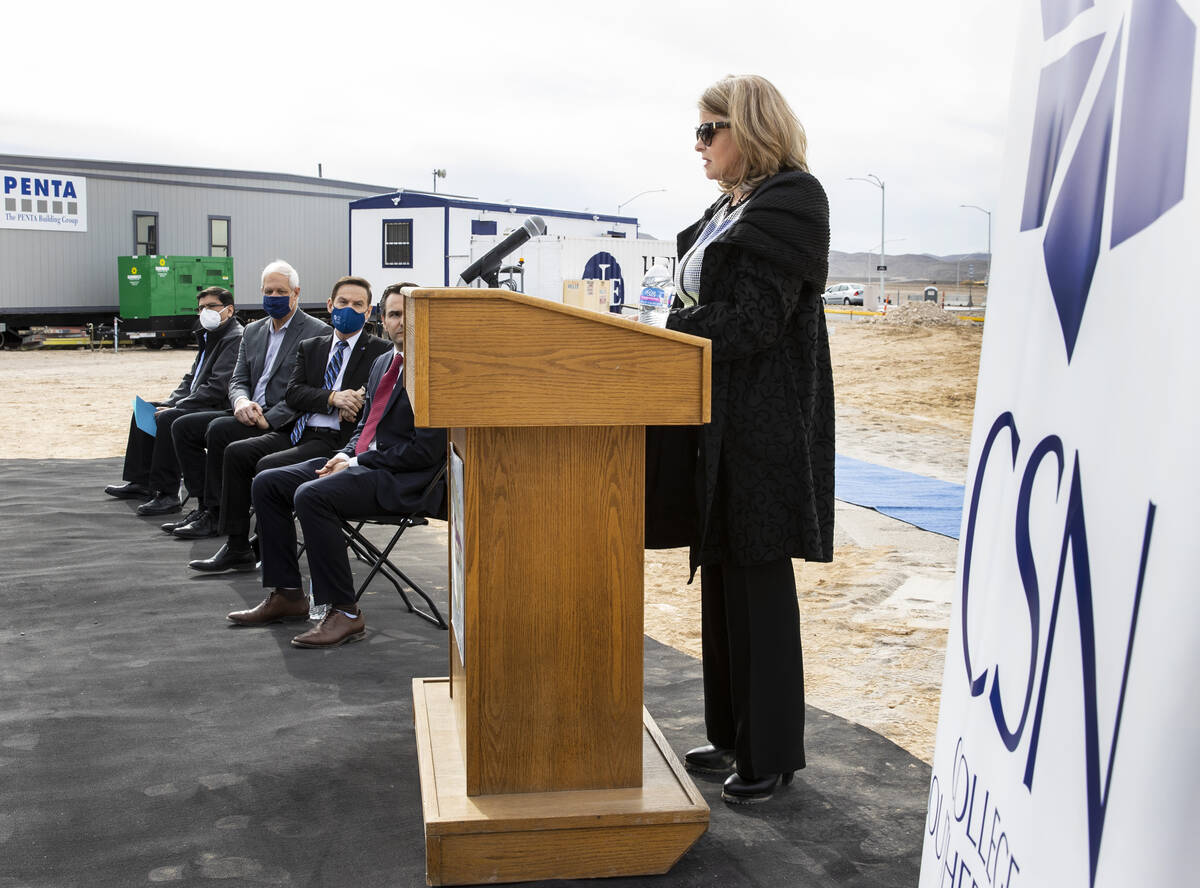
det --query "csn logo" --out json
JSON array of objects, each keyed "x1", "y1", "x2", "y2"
[
  {"x1": 956, "y1": 4, "x2": 1195, "y2": 886},
  {"x1": 1020, "y1": 0, "x2": 1195, "y2": 361},
  {"x1": 960, "y1": 413, "x2": 1156, "y2": 887}
]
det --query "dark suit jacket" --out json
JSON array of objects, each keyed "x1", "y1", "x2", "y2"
[
  {"x1": 284, "y1": 332, "x2": 392, "y2": 447},
  {"x1": 164, "y1": 318, "x2": 244, "y2": 411},
  {"x1": 227, "y1": 309, "x2": 331, "y2": 430},
  {"x1": 341, "y1": 350, "x2": 447, "y2": 515}
]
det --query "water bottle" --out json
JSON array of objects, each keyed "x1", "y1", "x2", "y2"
[
  {"x1": 306, "y1": 579, "x2": 327, "y2": 623},
  {"x1": 638, "y1": 264, "x2": 676, "y2": 327}
]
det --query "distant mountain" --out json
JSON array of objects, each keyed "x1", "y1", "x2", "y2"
[{"x1": 827, "y1": 251, "x2": 990, "y2": 285}]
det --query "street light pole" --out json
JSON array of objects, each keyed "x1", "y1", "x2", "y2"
[
  {"x1": 855, "y1": 237, "x2": 906, "y2": 298},
  {"x1": 959, "y1": 204, "x2": 991, "y2": 308},
  {"x1": 617, "y1": 188, "x2": 667, "y2": 217},
  {"x1": 850, "y1": 175, "x2": 886, "y2": 309}
]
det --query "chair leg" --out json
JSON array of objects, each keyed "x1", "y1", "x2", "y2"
[
  {"x1": 340, "y1": 521, "x2": 447, "y2": 629},
  {"x1": 379, "y1": 563, "x2": 447, "y2": 629},
  {"x1": 345, "y1": 521, "x2": 373, "y2": 565}
]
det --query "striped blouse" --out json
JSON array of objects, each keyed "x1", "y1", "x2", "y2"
[{"x1": 675, "y1": 195, "x2": 750, "y2": 305}]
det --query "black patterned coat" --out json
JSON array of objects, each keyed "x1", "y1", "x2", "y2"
[{"x1": 663, "y1": 169, "x2": 835, "y2": 572}]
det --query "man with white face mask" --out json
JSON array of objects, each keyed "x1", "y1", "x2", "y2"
[{"x1": 104, "y1": 286, "x2": 243, "y2": 508}]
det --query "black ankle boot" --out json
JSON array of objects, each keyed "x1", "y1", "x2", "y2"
[
  {"x1": 721, "y1": 769, "x2": 794, "y2": 804},
  {"x1": 684, "y1": 744, "x2": 736, "y2": 774}
]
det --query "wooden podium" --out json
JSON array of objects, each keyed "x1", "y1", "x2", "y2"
[{"x1": 404, "y1": 288, "x2": 711, "y2": 886}]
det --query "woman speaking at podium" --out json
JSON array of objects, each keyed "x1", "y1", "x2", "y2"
[{"x1": 664, "y1": 74, "x2": 834, "y2": 804}]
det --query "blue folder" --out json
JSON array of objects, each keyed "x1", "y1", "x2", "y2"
[{"x1": 133, "y1": 396, "x2": 157, "y2": 437}]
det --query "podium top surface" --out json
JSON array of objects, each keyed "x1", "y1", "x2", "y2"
[{"x1": 404, "y1": 287, "x2": 711, "y2": 427}]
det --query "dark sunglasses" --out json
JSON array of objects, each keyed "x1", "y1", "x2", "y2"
[{"x1": 695, "y1": 121, "x2": 731, "y2": 146}]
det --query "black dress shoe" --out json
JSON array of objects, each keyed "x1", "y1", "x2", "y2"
[
  {"x1": 105, "y1": 481, "x2": 151, "y2": 500},
  {"x1": 189, "y1": 542, "x2": 258, "y2": 573},
  {"x1": 721, "y1": 770, "x2": 795, "y2": 805},
  {"x1": 161, "y1": 508, "x2": 202, "y2": 535},
  {"x1": 684, "y1": 744, "x2": 736, "y2": 774},
  {"x1": 136, "y1": 493, "x2": 182, "y2": 516},
  {"x1": 173, "y1": 510, "x2": 219, "y2": 539}
]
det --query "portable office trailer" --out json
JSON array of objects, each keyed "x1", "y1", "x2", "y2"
[
  {"x1": 348, "y1": 191, "x2": 642, "y2": 298},
  {"x1": 0, "y1": 154, "x2": 393, "y2": 335}
]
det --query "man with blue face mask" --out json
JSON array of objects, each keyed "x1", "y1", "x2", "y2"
[
  {"x1": 187, "y1": 276, "x2": 391, "y2": 572},
  {"x1": 104, "y1": 286, "x2": 243, "y2": 512},
  {"x1": 167, "y1": 260, "x2": 330, "y2": 532},
  {"x1": 229, "y1": 282, "x2": 445, "y2": 644}
]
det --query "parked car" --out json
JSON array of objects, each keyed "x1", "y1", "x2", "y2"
[{"x1": 821, "y1": 282, "x2": 866, "y2": 305}]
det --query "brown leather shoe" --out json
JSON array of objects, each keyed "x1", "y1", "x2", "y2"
[
  {"x1": 227, "y1": 590, "x2": 310, "y2": 626},
  {"x1": 290, "y1": 608, "x2": 366, "y2": 648}
]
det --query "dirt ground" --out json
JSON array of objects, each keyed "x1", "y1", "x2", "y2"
[
  {"x1": 644, "y1": 317, "x2": 981, "y2": 762},
  {"x1": 0, "y1": 315, "x2": 983, "y2": 763}
]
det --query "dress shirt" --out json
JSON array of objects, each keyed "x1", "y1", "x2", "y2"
[
  {"x1": 251, "y1": 313, "x2": 294, "y2": 406},
  {"x1": 306, "y1": 330, "x2": 362, "y2": 432},
  {"x1": 190, "y1": 343, "x2": 206, "y2": 392},
  {"x1": 340, "y1": 347, "x2": 403, "y2": 469}
]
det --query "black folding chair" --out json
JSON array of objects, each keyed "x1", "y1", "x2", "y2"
[{"x1": 339, "y1": 463, "x2": 448, "y2": 629}]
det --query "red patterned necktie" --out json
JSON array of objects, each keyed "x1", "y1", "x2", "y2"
[{"x1": 355, "y1": 353, "x2": 403, "y2": 455}]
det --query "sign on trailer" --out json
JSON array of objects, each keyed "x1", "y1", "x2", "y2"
[{"x1": 1, "y1": 168, "x2": 87, "y2": 232}]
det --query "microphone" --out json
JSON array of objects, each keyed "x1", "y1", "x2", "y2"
[{"x1": 457, "y1": 216, "x2": 546, "y2": 287}]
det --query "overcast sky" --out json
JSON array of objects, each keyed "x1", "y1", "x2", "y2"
[{"x1": 3, "y1": 1, "x2": 1021, "y2": 256}]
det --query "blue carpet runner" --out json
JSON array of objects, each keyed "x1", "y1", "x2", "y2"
[{"x1": 835, "y1": 454, "x2": 965, "y2": 539}]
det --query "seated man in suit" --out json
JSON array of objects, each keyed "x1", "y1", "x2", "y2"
[
  {"x1": 104, "y1": 286, "x2": 243, "y2": 514},
  {"x1": 186, "y1": 275, "x2": 391, "y2": 571},
  {"x1": 166, "y1": 259, "x2": 330, "y2": 533},
  {"x1": 228, "y1": 283, "x2": 446, "y2": 649}
]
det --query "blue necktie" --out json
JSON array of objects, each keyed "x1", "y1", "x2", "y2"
[{"x1": 291, "y1": 339, "x2": 349, "y2": 444}]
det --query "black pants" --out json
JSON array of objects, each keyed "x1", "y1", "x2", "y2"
[
  {"x1": 188, "y1": 414, "x2": 272, "y2": 514},
  {"x1": 218, "y1": 428, "x2": 341, "y2": 536},
  {"x1": 171, "y1": 409, "x2": 231, "y2": 506},
  {"x1": 120, "y1": 405, "x2": 189, "y2": 494},
  {"x1": 252, "y1": 459, "x2": 384, "y2": 609},
  {"x1": 701, "y1": 557, "x2": 806, "y2": 778}
]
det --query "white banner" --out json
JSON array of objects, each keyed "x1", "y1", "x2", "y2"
[
  {"x1": 920, "y1": 1, "x2": 1200, "y2": 887},
  {"x1": 1, "y1": 168, "x2": 87, "y2": 232}
]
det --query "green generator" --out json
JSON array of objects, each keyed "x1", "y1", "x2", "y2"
[{"x1": 117, "y1": 255, "x2": 234, "y2": 347}]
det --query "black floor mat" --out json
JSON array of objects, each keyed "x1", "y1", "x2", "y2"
[{"x1": 0, "y1": 458, "x2": 929, "y2": 887}]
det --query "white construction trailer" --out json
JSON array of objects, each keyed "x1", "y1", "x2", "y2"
[{"x1": 349, "y1": 191, "x2": 675, "y2": 313}]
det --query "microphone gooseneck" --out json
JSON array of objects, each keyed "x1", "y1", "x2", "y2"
[{"x1": 457, "y1": 216, "x2": 547, "y2": 288}]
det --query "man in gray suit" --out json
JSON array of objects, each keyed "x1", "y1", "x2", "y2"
[{"x1": 167, "y1": 260, "x2": 330, "y2": 534}]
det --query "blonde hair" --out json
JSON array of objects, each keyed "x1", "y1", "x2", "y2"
[{"x1": 699, "y1": 74, "x2": 809, "y2": 193}]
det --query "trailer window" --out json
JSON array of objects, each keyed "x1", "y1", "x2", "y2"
[
  {"x1": 134, "y1": 213, "x2": 158, "y2": 256},
  {"x1": 209, "y1": 216, "x2": 231, "y2": 257},
  {"x1": 383, "y1": 219, "x2": 413, "y2": 268}
]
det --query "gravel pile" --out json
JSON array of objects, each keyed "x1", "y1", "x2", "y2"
[{"x1": 879, "y1": 301, "x2": 966, "y2": 326}]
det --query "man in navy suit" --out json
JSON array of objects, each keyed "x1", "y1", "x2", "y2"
[
  {"x1": 229, "y1": 283, "x2": 446, "y2": 648},
  {"x1": 185, "y1": 276, "x2": 392, "y2": 572}
]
